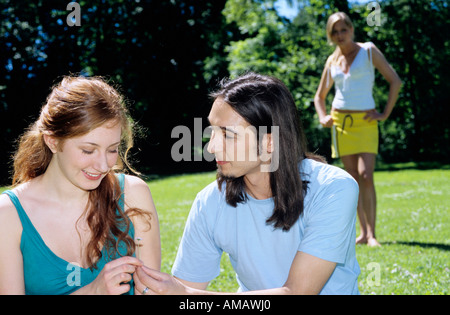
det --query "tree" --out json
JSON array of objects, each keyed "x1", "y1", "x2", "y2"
[
  {"x1": 221, "y1": 0, "x2": 348, "y2": 159},
  {"x1": 0, "y1": 0, "x2": 230, "y2": 185},
  {"x1": 220, "y1": 0, "x2": 449, "y2": 163},
  {"x1": 354, "y1": 0, "x2": 449, "y2": 162}
]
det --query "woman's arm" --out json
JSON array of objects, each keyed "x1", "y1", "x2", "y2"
[
  {"x1": 365, "y1": 43, "x2": 402, "y2": 122},
  {"x1": 314, "y1": 63, "x2": 334, "y2": 128},
  {"x1": 124, "y1": 175, "x2": 161, "y2": 271},
  {"x1": 75, "y1": 175, "x2": 161, "y2": 295},
  {"x1": 0, "y1": 195, "x2": 26, "y2": 294}
]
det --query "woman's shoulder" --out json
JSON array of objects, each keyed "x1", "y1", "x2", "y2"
[
  {"x1": 358, "y1": 41, "x2": 377, "y2": 50},
  {"x1": 122, "y1": 174, "x2": 156, "y2": 211},
  {"x1": 0, "y1": 181, "x2": 32, "y2": 214},
  {"x1": 0, "y1": 192, "x2": 15, "y2": 215},
  {"x1": 0, "y1": 192, "x2": 23, "y2": 237},
  {"x1": 122, "y1": 173, "x2": 149, "y2": 190},
  {"x1": 122, "y1": 174, "x2": 152, "y2": 200}
]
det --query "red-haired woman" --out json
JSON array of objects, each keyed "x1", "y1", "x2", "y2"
[{"x1": 0, "y1": 76, "x2": 161, "y2": 294}]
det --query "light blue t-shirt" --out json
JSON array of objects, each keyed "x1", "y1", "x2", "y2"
[{"x1": 172, "y1": 159, "x2": 360, "y2": 295}]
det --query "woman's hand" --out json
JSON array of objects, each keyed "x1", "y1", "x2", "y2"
[
  {"x1": 133, "y1": 266, "x2": 189, "y2": 295},
  {"x1": 364, "y1": 109, "x2": 388, "y2": 122},
  {"x1": 84, "y1": 256, "x2": 142, "y2": 295},
  {"x1": 319, "y1": 115, "x2": 334, "y2": 128}
]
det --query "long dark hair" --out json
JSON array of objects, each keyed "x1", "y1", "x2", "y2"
[{"x1": 211, "y1": 72, "x2": 324, "y2": 231}]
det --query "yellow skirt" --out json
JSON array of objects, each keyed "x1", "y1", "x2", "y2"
[{"x1": 331, "y1": 110, "x2": 379, "y2": 158}]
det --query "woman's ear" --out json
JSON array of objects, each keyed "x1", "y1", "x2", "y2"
[{"x1": 43, "y1": 134, "x2": 59, "y2": 153}]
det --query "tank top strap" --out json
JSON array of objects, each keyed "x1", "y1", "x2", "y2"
[
  {"x1": 366, "y1": 42, "x2": 375, "y2": 79},
  {"x1": 116, "y1": 173, "x2": 125, "y2": 210},
  {"x1": 326, "y1": 66, "x2": 331, "y2": 88},
  {"x1": 2, "y1": 190, "x2": 34, "y2": 229},
  {"x1": 364, "y1": 42, "x2": 374, "y2": 65}
]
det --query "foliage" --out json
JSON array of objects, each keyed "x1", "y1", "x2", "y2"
[
  {"x1": 220, "y1": 0, "x2": 450, "y2": 162},
  {"x1": 0, "y1": 0, "x2": 448, "y2": 186},
  {"x1": 353, "y1": 0, "x2": 450, "y2": 162},
  {"x1": 0, "y1": 0, "x2": 229, "y2": 185}
]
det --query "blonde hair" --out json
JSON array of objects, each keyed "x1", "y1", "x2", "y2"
[{"x1": 325, "y1": 12, "x2": 354, "y2": 67}]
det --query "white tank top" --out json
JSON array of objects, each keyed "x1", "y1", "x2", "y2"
[{"x1": 328, "y1": 42, "x2": 375, "y2": 111}]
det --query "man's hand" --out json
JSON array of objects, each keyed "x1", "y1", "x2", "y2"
[{"x1": 133, "y1": 266, "x2": 189, "y2": 295}]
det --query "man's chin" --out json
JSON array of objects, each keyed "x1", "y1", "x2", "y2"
[{"x1": 217, "y1": 168, "x2": 238, "y2": 181}]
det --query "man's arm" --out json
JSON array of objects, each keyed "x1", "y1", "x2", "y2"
[
  {"x1": 133, "y1": 251, "x2": 335, "y2": 295},
  {"x1": 260, "y1": 251, "x2": 336, "y2": 295}
]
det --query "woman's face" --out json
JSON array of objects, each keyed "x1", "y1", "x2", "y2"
[
  {"x1": 330, "y1": 20, "x2": 354, "y2": 46},
  {"x1": 50, "y1": 121, "x2": 122, "y2": 191}
]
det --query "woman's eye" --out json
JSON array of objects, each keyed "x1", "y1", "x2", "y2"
[{"x1": 82, "y1": 150, "x2": 93, "y2": 155}]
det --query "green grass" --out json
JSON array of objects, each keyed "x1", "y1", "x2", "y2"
[
  {"x1": 356, "y1": 169, "x2": 449, "y2": 295},
  {"x1": 147, "y1": 172, "x2": 240, "y2": 292},
  {"x1": 2, "y1": 167, "x2": 448, "y2": 294},
  {"x1": 148, "y1": 168, "x2": 449, "y2": 295}
]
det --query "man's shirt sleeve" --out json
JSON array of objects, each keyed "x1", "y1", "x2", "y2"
[{"x1": 298, "y1": 176, "x2": 359, "y2": 264}]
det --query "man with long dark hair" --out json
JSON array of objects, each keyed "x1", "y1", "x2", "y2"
[{"x1": 134, "y1": 73, "x2": 361, "y2": 295}]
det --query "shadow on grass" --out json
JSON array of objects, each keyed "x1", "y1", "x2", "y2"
[
  {"x1": 332, "y1": 160, "x2": 450, "y2": 172},
  {"x1": 382, "y1": 241, "x2": 450, "y2": 251},
  {"x1": 375, "y1": 161, "x2": 450, "y2": 172}
]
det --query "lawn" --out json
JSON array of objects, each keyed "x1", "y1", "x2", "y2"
[
  {"x1": 147, "y1": 167, "x2": 449, "y2": 295},
  {"x1": 1, "y1": 166, "x2": 448, "y2": 294}
]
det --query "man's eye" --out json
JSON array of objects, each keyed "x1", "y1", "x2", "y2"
[{"x1": 224, "y1": 131, "x2": 236, "y2": 140}]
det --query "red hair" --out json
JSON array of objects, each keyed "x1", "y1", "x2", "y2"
[{"x1": 13, "y1": 76, "x2": 146, "y2": 269}]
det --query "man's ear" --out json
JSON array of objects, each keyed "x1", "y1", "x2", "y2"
[
  {"x1": 260, "y1": 129, "x2": 279, "y2": 173},
  {"x1": 262, "y1": 133, "x2": 274, "y2": 154},
  {"x1": 43, "y1": 134, "x2": 59, "y2": 154}
]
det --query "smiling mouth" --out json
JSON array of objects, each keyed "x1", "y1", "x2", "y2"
[{"x1": 82, "y1": 170, "x2": 103, "y2": 180}]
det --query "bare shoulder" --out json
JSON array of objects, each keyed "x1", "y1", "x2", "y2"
[
  {"x1": 0, "y1": 192, "x2": 23, "y2": 240},
  {"x1": 365, "y1": 42, "x2": 385, "y2": 58},
  {"x1": 124, "y1": 174, "x2": 150, "y2": 190},
  {"x1": 124, "y1": 174, "x2": 152, "y2": 198},
  {"x1": 0, "y1": 192, "x2": 18, "y2": 220},
  {"x1": 123, "y1": 175, "x2": 156, "y2": 213},
  {"x1": 0, "y1": 192, "x2": 25, "y2": 294}
]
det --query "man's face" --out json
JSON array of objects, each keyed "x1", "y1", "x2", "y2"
[{"x1": 206, "y1": 97, "x2": 264, "y2": 179}]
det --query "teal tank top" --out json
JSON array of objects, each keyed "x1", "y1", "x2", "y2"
[{"x1": 2, "y1": 174, "x2": 135, "y2": 295}]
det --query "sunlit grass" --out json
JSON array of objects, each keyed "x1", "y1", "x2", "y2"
[
  {"x1": 148, "y1": 168, "x2": 449, "y2": 295},
  {"x1": 2, "y1": 167, "x2": 448, "y2": 294}
]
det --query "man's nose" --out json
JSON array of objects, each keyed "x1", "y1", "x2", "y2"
[{"x1": 207, "y1": 130, "x2": 225, "y2": 160}]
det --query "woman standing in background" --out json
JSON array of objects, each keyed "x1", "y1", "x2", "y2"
[{"x1": 314, "y1": 12, "x2": 402, "y2": 247}]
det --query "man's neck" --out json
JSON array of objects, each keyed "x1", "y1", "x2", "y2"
[{"x1": 243, "y1": 172, "x2": 272, "y2": 200}]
